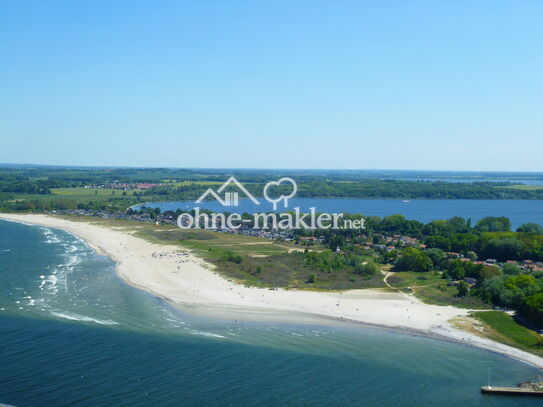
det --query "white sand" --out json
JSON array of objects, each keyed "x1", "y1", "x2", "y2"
[{"x1": 2, "y1": 213, "x2": 543, "y2": 368}]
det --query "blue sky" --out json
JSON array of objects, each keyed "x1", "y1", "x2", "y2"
[{"x1": 1, "y1": 1, "x2": 542, "y2": 170}]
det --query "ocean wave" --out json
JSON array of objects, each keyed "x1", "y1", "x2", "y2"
[
  {"x1": 0, "y1": 218, "x2": 34, "y2": 226},
  {"x1": 40, "y1": 274, "x2": 57, "y2": 287},
  {"x1": 45, "y1": 237, "x2": 61, "y2": 244},
  {"x1": 39, "y1": 252, "x2": 80, "y2": 294},
  {"x1": 67, "y1": 254, "x2": 80, "y2": 265},
  {"x1": 165, "y1": 317, "x2": 187, "y2": 326},
  {"x1": 50, "y1": 311, "x2": 119, "y2": 325},
  {"x1": 22, "y1": 295, "x2": 42, "y2": 307},
  {"x1": 39, "y1": 274, "x2": 58, "y2": 295},
  {"x1": 41, "y1": 228, "x2": 62, "y2": 244},
  {"x1": 188, "y1": 330, "x2": 226, "y2": 339}
]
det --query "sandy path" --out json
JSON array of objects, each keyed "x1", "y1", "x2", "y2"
[{"x1": 2, "y1": 213, "x2": 543, "y2": 368}]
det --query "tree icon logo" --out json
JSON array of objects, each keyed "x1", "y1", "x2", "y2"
[{"x1": 263, "y1": 178, "x2": 297, "y2": 210}]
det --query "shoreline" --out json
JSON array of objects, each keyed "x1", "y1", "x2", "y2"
[{"x1": 2, "y1": 213, "x2": 543, "y2": 369}]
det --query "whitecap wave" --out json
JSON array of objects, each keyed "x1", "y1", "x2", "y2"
[
  {"x1": 165, "y1": 317, "x2": 187, "y2": 326},
  {"x1": 0, "y1": 218, "x2": 34, "y2": 226},
  {"x1": 50, "y1": 311, "x2": 119, "y2": 325},
  {"x1": 41, "y1": 228, "x2": 62, "y2": 244},
  {"x1": 188, "y1": 330, "x2": 226, "y2": 339},
  {"x1": 39, "y1": 274, "x2": 58, "y2": 292}
]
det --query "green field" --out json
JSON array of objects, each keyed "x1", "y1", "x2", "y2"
[
  {"x1": 51, "y1": 187, "x2": 140, "y2": 196},
  {"x1": 471, "y1": 311, "x2": 543, "y2": 356},
  {"x1": 160, "y1": 180, "x2": 223, "y2": 186},
  {"x1": 387, "y1": 271, "x2": 489, "y2": 308},
  {"x1": 2, "y1": 188, "x2": 140, "y2": 212},
  {"x1": 497, "y1": 184, "x2": 543, "y2": 191}
]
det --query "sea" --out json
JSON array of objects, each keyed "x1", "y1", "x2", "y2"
[{"x1": 0, "y1": 218, "x2": 542, "y2": 406}]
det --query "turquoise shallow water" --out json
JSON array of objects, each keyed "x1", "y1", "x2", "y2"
[{"x1": 0, "y1": 219, "x2": 541, "y2": 406}]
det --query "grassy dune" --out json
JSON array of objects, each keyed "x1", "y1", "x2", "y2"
[
  {"x1": 59, "y1": 216, "x2": 385, "y2": 290},
  {"x1": 387, "y1": 271, "x2": 489, "y2": 308},
  {"x1": 470, "y1": 311, "x2": 543, "y2": 357}
]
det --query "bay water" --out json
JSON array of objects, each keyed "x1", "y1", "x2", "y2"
[{"x1": 144, "y1": 198, "x2": 543, "y2": 229}]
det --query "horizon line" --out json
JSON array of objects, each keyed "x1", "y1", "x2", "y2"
[{"x1": 1, "y1": 162, "x2": 543, "y2": 175}]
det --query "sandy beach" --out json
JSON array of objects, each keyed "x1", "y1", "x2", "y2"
[{"x1": 2, "y1": 213, "x2": 543, "y2": 368}]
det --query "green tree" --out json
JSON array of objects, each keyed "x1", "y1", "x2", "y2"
[
  {"x1": 354, "y1": 262, "x2": 379, "y2": 277},
  {"x1": 457, "y1": 281, "x2": 469, "y2": 297},
  {"x1": 425, "y1": 235, "x2": 452, "y2": 251},
  {"x1": 426, "y1": 248, "x2": 448, "y2": 270},
  {"x1": 517, "y1": 223, "x2": 543, "y2": 234},
  {"x1": 502, "y1": 263, "x2": 522, "y2": 275},
  {"x1": 504, "y1": 274, "x2": 537, "y2": 292},
  {"x1": 475, "y1": 216, "x2": 512, "y2": 232},
  {"x1": 521, "y1": 293, "x2": 543, "y2": 326},
  {"x1": 448, "y1": 260, "x2": 466, "y2": 280},
  {"x1": 466, "y1": 251, "x2": 477, "y2": 260},
  {"x1": 396, "y1": 247, "x2": 433, "y2": 272},
  {"x1": 482, "y1": 237, "x2": 523, "y2": 261}
]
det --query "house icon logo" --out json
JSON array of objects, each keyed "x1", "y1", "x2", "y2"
[{"x1": 195, "y1": 176, "x2": 260, "y2": 207}]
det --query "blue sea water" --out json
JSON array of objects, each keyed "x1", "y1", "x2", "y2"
[
  {"x1": 143, "y1": 198, "x2": 543, "y2": 229},
  {"x1": 0, "y1": 219, "x2": 541, "y2": 406}
]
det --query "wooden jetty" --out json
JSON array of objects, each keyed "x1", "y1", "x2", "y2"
[{"x1": 481, "y1": 385, "x2": 543, "y2": 396}]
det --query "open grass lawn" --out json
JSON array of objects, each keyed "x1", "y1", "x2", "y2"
[
  {"x1": 471, "y1": 311, "x2": 543, "y2": 356},
  {"x1": 386, "y1": 271, "x2": 443, "y2": 288},
  {"x1": 387, "y1": 271, "x2": 489, "y2": 308},
  {"x1": 415, "y1": 284, "x2": 489, "y2": 308},
  {"x1": 139, "y1": 227, "x2": 290, "y2": 256}
]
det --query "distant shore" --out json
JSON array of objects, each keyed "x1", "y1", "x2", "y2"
[{"x1": 2, "y1": 212, "x2": 543, "y2": 368}]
